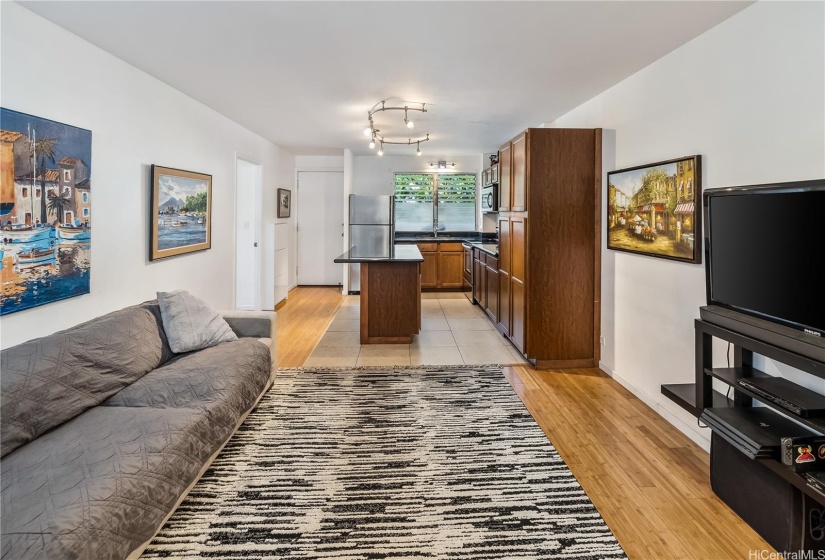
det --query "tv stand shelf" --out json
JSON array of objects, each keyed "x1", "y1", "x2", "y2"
[
  {"x1": 661, "y1": 317, "x2": 825, "y2": 508},
  {"x1": 660, "y1": 383, "x2": 731, "y2": 418}
]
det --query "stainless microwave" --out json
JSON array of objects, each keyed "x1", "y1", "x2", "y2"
[{"x1": 481, "y1": 185, "x2": 498, "y2": 213}]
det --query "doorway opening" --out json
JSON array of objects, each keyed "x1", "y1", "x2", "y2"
[{"x1": 235, "y1": 156, "x2": 262, "y2": 310}]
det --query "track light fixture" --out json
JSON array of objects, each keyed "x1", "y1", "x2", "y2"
[
  {"x1": 362, "y1": 100, "x2": 430, "y2": 155},
  {"x1": 428, "y1": 161, "x2": 457, "y2": 169}
]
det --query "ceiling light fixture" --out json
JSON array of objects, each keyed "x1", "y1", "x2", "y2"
[
  {"x1": 428, "y1": 161, "x2": 457, "y2": 169},
  {"x1": 363, "y1": 100, "x2": 430, "y2": 155}
]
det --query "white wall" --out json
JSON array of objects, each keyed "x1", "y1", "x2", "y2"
[
  {"x1": 352, "y1": 154, "x2": 484, "y2": 234},
  {"x1": 0, "y1": 3, "x2": 294, "y2": 347},
  {"x1": 269, "y1": 151, "x2": 296, "y2": 291},
  {"x1": 342, "y1": 149, "x2": 354, "y2": 293},
  {"x1": 352, "y1": 154, "x2": 482, "y2": 197},
  {"x1": 546, "y1": 1, "x2": 825, "y2": 449}
]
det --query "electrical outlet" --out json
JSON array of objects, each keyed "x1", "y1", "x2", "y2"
[{"x1": 599, "y1": 336, "x2": 606, "y2": 346}]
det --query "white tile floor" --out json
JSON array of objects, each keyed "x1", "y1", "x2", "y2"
[{"x1": 303, "y1": 293, "x2": 529, "y2": 367}]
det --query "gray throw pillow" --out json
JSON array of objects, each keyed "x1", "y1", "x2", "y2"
[{"x1": 157, "y1": 290, "x2": 238, "y2": 353}]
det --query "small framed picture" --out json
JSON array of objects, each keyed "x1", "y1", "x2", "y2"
[
  {"x1": 150, "y1": 165, "x2": 212, "y2": 260},
  {"x1": 607, "y1": 155, "x2": 702, "y2": 264},
  {"x1": 277, "y1": 188, "x2": 291, "y2": 218}
]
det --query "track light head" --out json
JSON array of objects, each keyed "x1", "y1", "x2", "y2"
[
  {"x1": 416, "y1": 141, "x2": 422, "y2": 156},
  {"x1": 377, "y1": 142, "x2": 384, "y2": 156},
  {"x1": 363, "y1": 127, "x2": 372, "y2": 136},
  {"x1": 368, "y1": 139, "x2": 375, "y2": 149}
]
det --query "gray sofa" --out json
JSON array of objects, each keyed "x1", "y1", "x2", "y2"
[{"x1": 0, "y1": 301, "x2": 276, "y2": 560}]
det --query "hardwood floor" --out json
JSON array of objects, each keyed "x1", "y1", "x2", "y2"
[
  {"x1": 275, "y1": 286, "x2": 345, "y2": 367},
  {"x1": 275, "y1": 287, "x2": 773, "y2": 559},
  {"x1": 505, "y1": 366, "x2": 772, "y2": 559}
]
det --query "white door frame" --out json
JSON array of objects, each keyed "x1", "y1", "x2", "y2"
[
  {"x1": 295, "y1": 169, "x2": 344, "y2": 286},
  {"x1": 234, "y1": 153, "x2": 262, "y2": 310}
]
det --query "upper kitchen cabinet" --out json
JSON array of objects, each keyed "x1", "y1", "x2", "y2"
[
  {"x1": 498, "y1": 142, "x2": 512, "y2": 212},
  {"x1": 496, "y1": 128, "x2": 602, "y2": 370},
  {"x1": 511, "y1": 132, "x2": 527, "y2": 212}
]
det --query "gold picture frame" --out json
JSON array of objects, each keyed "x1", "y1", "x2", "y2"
[
  {"x1": 607, "y1": 155, "x2": 702, "y2": 264},
  {"x1": 150, "y1": 165, "x2": 212, "y2": 260}
]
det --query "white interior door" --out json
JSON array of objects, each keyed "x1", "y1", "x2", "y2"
[
  {"x1": 297, "y1": 171, "x2": 344, "y2": 285},
  {"x1": 235, "y1": 157, "x2": 261, "y2": 309}
]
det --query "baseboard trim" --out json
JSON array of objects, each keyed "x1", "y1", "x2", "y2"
[{"x1": 599, "y1": 361, "x2": 711, "y2": 452}]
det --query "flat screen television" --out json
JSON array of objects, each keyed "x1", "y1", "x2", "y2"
[{"x1": 704, "y1": 179, "x2": 825, "y2": 339}]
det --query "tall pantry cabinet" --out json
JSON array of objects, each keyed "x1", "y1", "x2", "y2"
[{"x1": 496, "y1": 128, "x2": 602, "y2": 369}]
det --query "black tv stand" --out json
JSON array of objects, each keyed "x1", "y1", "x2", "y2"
[{"x1": 662, "y1": 313, "x2": 825, "y2": 552}]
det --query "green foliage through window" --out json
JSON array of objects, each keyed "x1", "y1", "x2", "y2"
[{"x1": 394, "y1": 173, "x2": 476, "y2": 232}]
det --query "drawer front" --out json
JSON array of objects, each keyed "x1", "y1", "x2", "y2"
[
  {"x1": 439, "y1": 243, "x2": 464, "y2": 252},
  {"x1": 416, "y1": 242, "x2": 438, "y2": 252},
  {"x1": 484, "y1": 254, "x2": 498, "y2": 269}
]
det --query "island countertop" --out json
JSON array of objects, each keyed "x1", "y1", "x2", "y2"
[{"x1": 334, "y1": 244, "x2": 423, "y2": 264}]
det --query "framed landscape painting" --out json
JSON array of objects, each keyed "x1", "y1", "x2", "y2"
[
  {"x1": 150, "y1": 165, "x2": 211, "y2": 260},
  {"x1": 1, "y1": 108, "x2": 92, "y2": 315},
  {"x1": 607, "y1": 155, "x2": 702, "y2": 264}
]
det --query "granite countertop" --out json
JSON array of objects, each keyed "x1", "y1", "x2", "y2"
[
  {"x1": 470, "y1": 243, "x2": 499, "y2": 257},
  {"x1": 395, "y1": 233, "x2": 498, "y2": 244},
  {"x1": 334, "y1": 244, "x2": 424, "y2": 264}
]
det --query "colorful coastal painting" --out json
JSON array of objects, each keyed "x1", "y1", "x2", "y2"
[
  {"x1": 150, "y1": 165, "x2": 211, "y2": 260},
  {"x1": 607, "y1": 155, "x2": 702, "y2": 264},
  {"x1": 1, "y1": 108, "x2": 92, "y2": 315}
]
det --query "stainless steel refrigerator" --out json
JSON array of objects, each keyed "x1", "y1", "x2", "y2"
[{"x1": 349, "y1": 194, "x2": 394, "y2": 292}]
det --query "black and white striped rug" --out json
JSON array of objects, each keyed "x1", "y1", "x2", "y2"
[{"x1": 142, "y1": 366, "x2": 626, "y2": 559}]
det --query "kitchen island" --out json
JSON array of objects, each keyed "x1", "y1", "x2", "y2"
[{"x1": 334, "y1": 245, "x2": 423, "y2": 344}]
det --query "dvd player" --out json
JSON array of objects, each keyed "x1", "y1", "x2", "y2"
[{"x1": 738, "y1": 376, "x2": 825, "y2": 418}]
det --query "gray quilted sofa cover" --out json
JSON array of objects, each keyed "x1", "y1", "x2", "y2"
[{"x1": 0, "y1": 301, "x2": 275, "y2": 560}]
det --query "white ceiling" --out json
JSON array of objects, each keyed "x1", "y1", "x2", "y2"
[{"x1": 20, "y1": 1, "x2": 751, "y2": 156}]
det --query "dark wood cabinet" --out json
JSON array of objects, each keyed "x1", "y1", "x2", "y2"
[
  {"x1": 498, "y1": 142, "x2": 512, "y2": 212},
  {"x1": 463, "y1": 246, "x2": 473, "y2": 294},
  {"x1": 481, "y1": 162, "x2": 499, "y2": 187},
  {"x1": 473, "y1": 253, "x2": 486, "y2": 309},
  {"x1": 416, "y1": 242, "x2": 465, "y2": 290},
  {"x1": 420, "y1": 250, "x2": 438, "y2": 288},
  {"x1": 497, "y1": 215, "x2": 511, "y2": 336},
  {"x1": 509, "y1": 215, "x2": 527, "y2": 351},
  {"x1": 438, "y1": 250, "x2": 464, "y2": 289},
  {"x1": 511, "y1": 132, "x2": 527, "y2": 212},
  {"x1": 485, "y1": 257, "x2": 499, "y2": 323},
  {"x1": 495, "y1": 128, "x2": 602, "y2": 369}
]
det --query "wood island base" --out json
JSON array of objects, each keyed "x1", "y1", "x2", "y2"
[{"x1": 360, "y1": 261, "x2": 421, "y2": 344}]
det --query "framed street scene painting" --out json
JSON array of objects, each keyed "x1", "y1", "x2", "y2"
[
  {"x1": 151, "y1": 165, "x2": 211, "y2": 260},
  {"x1": 1, "y1": 108, "x2": 92, "y2": 315},
  {"x1": 607, "y1": 155, "x2": 702, "y2": 264}
]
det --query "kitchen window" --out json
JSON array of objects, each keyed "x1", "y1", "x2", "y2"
[{"x1": 394, "y1": 172, "x2": 476, "y2": 233}]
